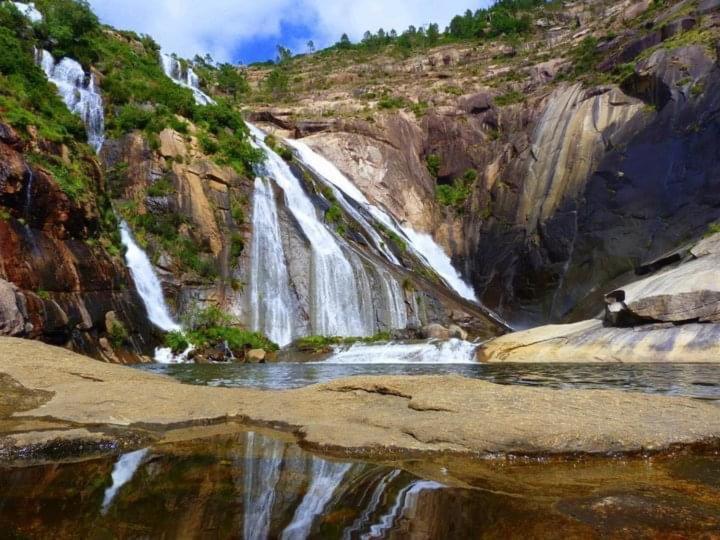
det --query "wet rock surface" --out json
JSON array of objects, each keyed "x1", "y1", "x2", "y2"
[{"x1": 3, "y1": 338, "x2": 720, "y2": 461}]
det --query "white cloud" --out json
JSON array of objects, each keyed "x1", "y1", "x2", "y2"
[{"x1": 87, "y1": 0, "x2": 485, "y2": 63}]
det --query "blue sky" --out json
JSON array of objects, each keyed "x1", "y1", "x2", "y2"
[{"x1": 87, "y1": 1, "x2": 488, "y2": 65}]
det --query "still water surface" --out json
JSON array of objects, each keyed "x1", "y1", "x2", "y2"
[
  {"x1": 3, "y1": 429, "x2": 720, "y2": 538},
  {"x1": 140, "y1": 361, "x2": 720, "y2": 399}
]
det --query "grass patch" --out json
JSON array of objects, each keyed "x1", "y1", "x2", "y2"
[{"x1": 295, "y1": 332, "x2": 392, "y2": 353}]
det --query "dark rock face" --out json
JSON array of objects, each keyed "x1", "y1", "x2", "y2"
[
  {"x1": 0, "y1": 130, "x2": 154, "y2": 362},
  {"x1": 464, "y1": 47, "x2": 720, "y2": 325}
]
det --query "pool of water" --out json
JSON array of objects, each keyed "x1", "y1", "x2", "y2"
[
  {"x1": 2, "y1": 429, "x2": 720, "y2": 538},
  {"x1": 139, "y1": 362, "x2": 720, "y2": 399}
]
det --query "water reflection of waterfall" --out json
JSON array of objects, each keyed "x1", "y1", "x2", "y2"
[
  {"x1": 281, "y1": 458, "x2": 353, "y2": 540},
  {"x1": 101, "y1": 448, "x2": 149, "y2": 514},
  {"x1": 243, "y1": 432, "x2": 285, "y2": 540},
  {"x1": 364, "y1": 480, "x2": 444, "y2": 539},
  {"x1": 36, "y1": 50, "x2": 105, "y2": 152},
  {"x1": 238, "y1": 431, "x2": 445, "y2": 539}
]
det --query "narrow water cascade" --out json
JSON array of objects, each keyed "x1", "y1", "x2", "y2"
[
  {"x1": 248, "y1": 177, "x2": 295, "y2": 347},
  {"x1": 119, "y1": 222, "x2": 180, "y2": 333},
  {"x1": 36, "y1": 50, "x2": 105, "y2": 152},
  {"x1": 321, "y1": 339, "x2": 479, "y2": 364},
  {"x1": 159, "y1": 53, "x2": 215, "y2": 105},
  {"x1": 287, "y1": 139, "x2": 480, "y2": 302},
  {"x1": 248, "y1": 123, "x2": 378, "y2": 338},
  {"x1": 11, "y1": 2, "x2": 42, "y2": 22},
  {"x1": 376, "y1": 268, "x2": 408, "y2": 330},
  {"x1": 101, "y1": 449, "x2": 149, "y2": 514},
  {"x1": 22, "y1": 164, "x2": 34, "y2": 221},
  {"x1": 281, "y1": 458, "x2": 353, "y2": 540}
]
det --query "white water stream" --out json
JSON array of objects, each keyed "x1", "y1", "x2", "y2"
[
  {"x1": 287, "y1": 139, "x2": 479, "y2": 302},
  {"x1": 160, "y1": 53, "x2": 215, "y2": 105},
  {"x1": 12, "y1": 1, "x2": 42, "y2": 22},
  {"x1": 36, "y1": 50, "x2": 105, "y2": 152},
  {"x1": 322, "y1": 338, "x2": 479, "y2": 364},
  {"x1": 248, "y1": 177, "x2": 295, "y2": 347},
  {"x1": 248, "y1": 123, "x2": 385, "y2": 338}
]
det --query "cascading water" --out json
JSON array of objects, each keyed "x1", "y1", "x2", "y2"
[
  {"x1": 119, "y1": 222, "x2": 180, "y2": 333},
  {"x1": 248, "y1": 177, "x2": 295, "y2": 347},
  {"x1": 287, "y1": 139, "x2": 479, "y2": 302},
  {"x1": 159, "y1": 53, "x2": 215, "y2": 106},
  {"x1": 248, "y1": 123, "x2": 378, "y2": 338},
  {"x1": 36, "y1": 50, "x2": 105, "y2": 152},
  {"x1": 120, "y1": 223, "x2": 191, "y2": 363},
  {"x1": 281, "y1": 458, "x2": 353, "y2": 540},
  {"x1": 11, "y1": 1, "x2": 42, "y2": 22},
  {"x1": 321, "y1": 338, "x2": 479, "y2": 364}
]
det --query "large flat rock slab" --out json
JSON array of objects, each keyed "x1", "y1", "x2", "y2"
[
  {"x1": 479, "y1": 320, "x2": 720, "y2": 363},
  {"x1": 2, "y1": 338, "x2": 720, "y2": 459},
  {"x1": 609, "y1": 254, "x2": 720, "y2": 324}
]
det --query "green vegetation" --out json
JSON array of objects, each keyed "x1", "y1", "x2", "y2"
[
  {"x1": 295, "y1": 332, "x2": 392, "y2": 353},
  {"x1": 560, "y1": 36, "x2": 600, "y2": 81},
  {"x1": 494, "y1": 90, "x2": 525, "y2": 107},
  {"x1": 436, "y1": 169, "x2": 477, "y2": 209},
  {"x1": 118, "y1": 203, "x2": 218, "y2": 280},
  {"x1": 374, "y1": 222, "x2": 407, "y2": 253},
  {"x1": 426, "y1": 154, "x2": 442, "y2": 178},
  {"x1": 165, "y1": 306, "x2": 278, "y2": 354},
  {"x1": 0, "y1": 4, "x2": 87, "y2": 145},
  {"x1": 107, "y1": 318, "x2": 129, "y2": 347},
  {"x1": 705, "y1": 222, "x2": 720, "y2": 238},
  {"x1": 264, "y1": 134, "x2": 293, "y2": 161},
  {"x1": 325, "y1": 203, "x2": 342, "y2": 224},
  {"x1": 147, "y1": 177, "x2": 173, "y2": 197},
  {"x1": 323, "y1": 0, "x2": 551, "y2": 55}
]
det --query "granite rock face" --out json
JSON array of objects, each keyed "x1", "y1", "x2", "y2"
[
  {"x1": 481, "y1": 234, "x2": 720, "y2": 363},
  {"x1": 0, "y1": 128, "x2": 152, "y2": 362}
]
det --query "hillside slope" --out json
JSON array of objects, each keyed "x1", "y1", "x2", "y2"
[{"x1": 246, "y1": 0, "x2": 720, "y2": 326}]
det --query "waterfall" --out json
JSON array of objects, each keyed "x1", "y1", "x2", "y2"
[
  {"x1": 377, "y1": 269, "x2": 408, "y2": 330},
  {"x1": 119, "y1": 222, "x2": 180, "y2": 332},
  {"x1": 160, "y1": 53, "x2": 214, "y2": 106},
  {"x1": 281, "y1": 458, "x2": 353, "y2": 540},
  {"x1": 363, "y1": 481, "x2": 443, "y2": 539},
  {"x1": 248, "y1": 177, "x2": 295, "y2": 347},
  {"x1": 36, "y1": 50, "x2": 105, "y2": 152},
  {"x1": 248, "y1": 124, "x2": 377, "y2": 338},
  {"x1": 11, "y1": 2, "x2": 42, "y2": 22},
  {"x1": 101, "y1": 448, "x2": 148, "y2": 514},
  {"x1": 399, "y1": 226, "x2": 477, "y2": 301},
  {"x1": 243, "y1": 432, "x2": 285, "y2": 540},
  {"x1": 321, "y1": 339, "x2": 478, "y2": 364},
  {"x1": 286, "y1": 139, "x2": 479, "y2": 302}
]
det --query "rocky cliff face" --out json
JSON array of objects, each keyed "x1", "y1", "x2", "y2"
[
  {"x1": 249, "y1": 0, "x2": 720, "y2": 327},
  {"x1": 0, "y1": 124, "x2": 152, "y2": 362},
  {"x1": 101, "y1": 128, "x2": 252, "y2": 321}
]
